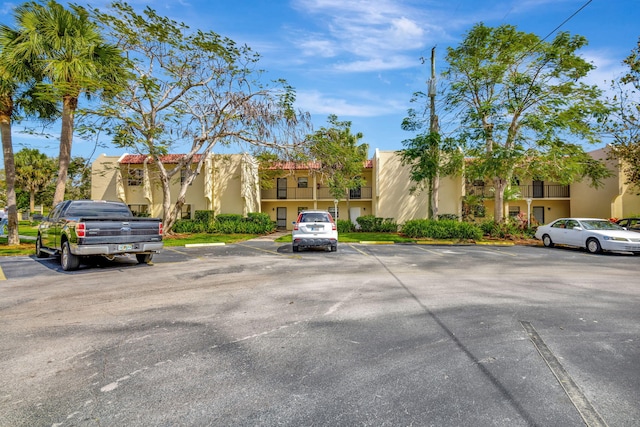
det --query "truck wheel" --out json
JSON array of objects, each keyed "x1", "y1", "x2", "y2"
[
  {"x1": 61, "y1": 241, "x2": 80, "y2": 271},
  {"x1": 136, "y1": 253, "x2": 153, "y2": 264},
  {"x1": 35, "y1": 236, "x2": 48, "y2": 258}
]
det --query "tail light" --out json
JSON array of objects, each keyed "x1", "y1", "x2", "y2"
[
  {"x1": 293, "y1": 222, "x2": 299, "y2": 230},
  {"x1": 76, "y1": 222, "x2": 86, "y2": 238},
  {"x1": 159, "y1": 222, "x2": 163, "y2": 236},
  {"x1": 332, "y1": 222, "x2": 337, "y2": 231}
]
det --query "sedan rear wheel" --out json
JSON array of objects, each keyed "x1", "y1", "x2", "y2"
[
  {"x1": 586, "y1": 238, "x2": 602, "y2": 254},
  {"x1": 542, "y1": 234, "x2": 554, "y2": 248}
]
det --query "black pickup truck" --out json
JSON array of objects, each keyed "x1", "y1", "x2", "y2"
[{"x1": 36, "y1": 200, "x2": 164, "y2": 271}]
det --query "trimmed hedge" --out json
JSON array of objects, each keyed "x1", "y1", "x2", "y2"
[
  {"x1": 356, "y1": 215, "x2": 398, "y2": 232},
  {"x1": 173, "y1": 212, "x2": 276, "y2": 234},
  {"x1": 401, "y1": 219, "x2": 483, "y2": 240},
  {"x1": 337, "y1": 219, "x2": 356, "y2": 233}
]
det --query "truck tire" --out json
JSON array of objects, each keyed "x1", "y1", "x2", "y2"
[
  {"x1": 35, "y1": 236, "x2": 49, "y2": 258},
  {"x1": 136, "y1": 253, "x2": 153, "y2": 264},
  {"x1": 61, "y1": 240, "x2": 80, "y2": 271}
]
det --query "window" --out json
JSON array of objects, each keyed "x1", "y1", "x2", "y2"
[
  {"x1": 297, "y1": 177, "x2": 308, "y2": 188},
  {"x1": 508, "y1": 206, "x2": 520, "y2": 217},
  {"x1": 127, "y1": 168, "x2": 143, "y2": 186},
  {"x1": 181, "y1": 204, "x2": 192, "y2": 219},
  {"x1": 328, "y1": 207, "x2": 339, "y2": 219},
  {"x1": 180, "y1": 168, "x2": 194, "y2": 185}
]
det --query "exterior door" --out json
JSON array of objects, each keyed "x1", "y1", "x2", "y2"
[
  {"x1": 533, "y1": 180, "x2": 544, "y2": 198},
  {"x1": 277, "y1": 178, "x2": 287, "y2": 199},
  {"x1": 532, "y1": 206, "x2": 545, "y2": 224},
  {"x1": 276, "y1": 207, "x2": 287, "y2": 229}
]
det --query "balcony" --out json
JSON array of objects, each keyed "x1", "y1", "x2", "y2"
[
  {"x1": 261, "y1": 187, "x2": 313, "y2": 200},
  {"x1": 261, "y1": 186, "x2": 372, "y2": 200},
  {"x1": 469, "y1": 184, "x2": 570, "y2": 199}
]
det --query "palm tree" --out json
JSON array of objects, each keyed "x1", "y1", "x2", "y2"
[
  {"x1": 15, "y1": 148, "x2": 56, "y2": 212},
  {"x1": 0, "y1": 18, "x2": 51, "y2": 245},
  {"x1": 9, "y1": 0, "x2": 126, "y2": 207}
]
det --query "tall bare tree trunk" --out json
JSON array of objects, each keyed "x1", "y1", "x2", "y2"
[
  {"x1": 0, "y1": 100, "x2": 20, "y2": 245},
  {"x1": 493, "y1": 177, "x2": 507, "y2": 223},
  {"x1": 53, "y1": 96, "x2": 77, "y2": 207}
]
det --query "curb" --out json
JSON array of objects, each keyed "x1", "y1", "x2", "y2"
[{"x1": 184, "y1": 242, "x2": 225, "y2": 248}]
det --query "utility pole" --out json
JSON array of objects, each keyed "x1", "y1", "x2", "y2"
[{"x1": 428, "y1": 46, "x2": 440, "y2": 220}]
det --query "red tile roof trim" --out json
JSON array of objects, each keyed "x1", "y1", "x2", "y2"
[
  {"x1": 119, "y1": 154, "x2": 204, "y2": 164},
  {"x1": 268, "y1": 159, "x2": 373, "y2": 170}
]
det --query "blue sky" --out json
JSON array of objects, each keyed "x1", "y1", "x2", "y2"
[{"x1": 1, "y1": 0, "x2": 638, "y2": 162}]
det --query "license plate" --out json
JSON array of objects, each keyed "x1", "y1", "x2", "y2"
[{"x1": 118, "y1": 244, "x2": 133, "y2": 251}]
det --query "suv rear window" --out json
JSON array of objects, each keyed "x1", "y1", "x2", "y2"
[{"x1": 300, "y1": 213, "x2": 330, "y2": 223}]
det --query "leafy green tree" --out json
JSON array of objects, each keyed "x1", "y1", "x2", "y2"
[
  {"x1": 606, "y1": 38, "x2": 640, "y2": 190},
  {"x1": 308, "y1": 115, "x2": 369, "y2": 220},
  {"x1": 88, "y1": 3, "x2": 310, "y2": 233},
  {"x1": 15, "y1": 148, "x2": 55, "y2": 212},
  {"x1": 444, "y1": 23, "x2": 611, "y2": 222},
  {"x1": 399, "y1": 131, "x2": 463, "y2": 219},
  {"x1": 65, "y1": 157, "x2": 91, "y2": 201},
  {"x1": 8, "y1": 0, "x2": 127, "y2": 208}
]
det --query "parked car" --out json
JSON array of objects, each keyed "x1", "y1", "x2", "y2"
[
  {"x1": 615, "y1": 218, "x2": 640, "y2": 232},
  {"x1": 534, "y1": 217, "x2": 640, "y2": 255},
  {"x1": 292, "y1": 210, "x2": 338, "y2": 252},
  {"x1": 36, "y1": 200, "x2": 164, "y2": 270}
]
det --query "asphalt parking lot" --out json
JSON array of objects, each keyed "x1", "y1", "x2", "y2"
[{"x1": 1, "y1": 241, "x2": 639, "y2": 426}]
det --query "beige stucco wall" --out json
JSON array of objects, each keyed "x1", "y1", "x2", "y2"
[
  {"x1": 91, "y1": 154, "x2": 122, "y2": 202},
  {"x1": 212, "y1": 154, "x2": 246, "y2": 216},
  {"x1": 91, "y1": 153, "x2": 253, "y2": 219},
  {"x1": 374, "y1": 150, "x2": 463, "y2": 223}
]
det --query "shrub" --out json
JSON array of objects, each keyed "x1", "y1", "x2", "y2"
[
  {"x1": 195, "y1": 210, "x2": 215, "y2": 225},
  {"x1": 215, "y1": 213, "x2": 244, "y2": 223},
  {"x1": 356, "y1": 215, "x2": 398, "y2": 232},
  {"x1": 172, "y1": 219, "x2": 206, "y2": 233},
  {"x1": 401, "y1": 219, "x2": 482, "y2": 240},
  {"x1": 438, "y1": 213, "x2": 459, "y2": 221},
  {"x1": 337, "y1": 219, "x2": 355, "y2": 233},
  {"x1": 209, "y1": 212, "x2": 276, "y2": 234},
  {"x1": 478, "y1": 217, "x2": 535, "y2": 239}
]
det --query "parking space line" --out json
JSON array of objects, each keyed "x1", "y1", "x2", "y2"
[
  {"x1": 347, "y1": 243, "x2": 370, "y2": 256},
  {"x1": 474, "y1": 247, "x2": 518, "y2": 257},
  {"x1": 0, "y1": 266, "x2": 5, "y2": 280},
  {"x1": 237, "y1": 243, "x2": 285, "y2": 256},
  {"x1": 520, "y1": 321, "x2": 608, "y2": 427},
  {"x1": 415, "y1": 246, "x2": 445, "y2": 256}
]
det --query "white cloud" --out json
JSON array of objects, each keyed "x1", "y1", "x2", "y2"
[
  {"x1": 290, "y1": 0, "x2": 430, "y2": 73},
  {"x1": 298, "y1": 38, "x2": 338, "y2": 58},
  {"x1": 333, "y1": 55, "x2": 417, "y2": 72},
  {"x1": 296, "y1": 89, "x2": 406, "y2": 117}
]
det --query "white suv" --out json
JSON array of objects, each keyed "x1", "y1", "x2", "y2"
[{"x1": 292, "y1": 210, "x2": 338, "y2": 252}]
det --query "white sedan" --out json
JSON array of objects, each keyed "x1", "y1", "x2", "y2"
[{"x1": 534, "y1": 218, "x2": 640, "y2": 255}]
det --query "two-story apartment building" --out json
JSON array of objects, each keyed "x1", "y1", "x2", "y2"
[{"x1": 91, "y1": 147, "x2": 640, "y2": 230}]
